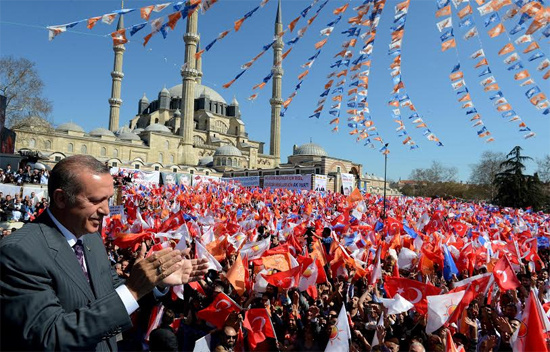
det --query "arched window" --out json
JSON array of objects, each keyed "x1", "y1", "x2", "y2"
[
  {"x1": 29, "y1": 138, "x2": 36, "y2": 148},
  {"x1": 100, "y1": 147, "x2": 107, "y2": 156},
  {"x1": 336, "y1": 166, "x2": 341, "y2": 173},
  {"x1": 170, "y1": 154, "x2": 174, "y2": 163},
  {"x1": 44, "y1": 140, "x2": 52, "y2": 150},
  {"x1": 165, "y1": 140, "x2": 170, "y2": 149},
  {"x1": 81, "y1": 145, "x2": 87, "y2": 154},
  {"x1": 67, "y1": 143, "x2": 74, "y2": 152},
  {"x1": 113, "y1": 148, "x2": 119, "y2": 157},
  {"x1": 159, "y1": 152, "x2": 164, "y2": 164},
  {"x1": 221, "y1": 158, "x2": 226, "y2": 166}
]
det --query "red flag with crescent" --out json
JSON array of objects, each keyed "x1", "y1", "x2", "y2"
[
  {"x1": 197, "y1": 292, "x2": 241, "y2": 329},
  {"x1": 384, "y1": 277, "x2": 441, "y2": 314},
  {"x1": 261, "y1": 265, "x2": 301, "y2": 289},
  {"x1": 493, "y1": 255, "x2": 520, "y2": 291},
  {"x1": 243, "y1": 308, "x2": 276, "y2": 350}
]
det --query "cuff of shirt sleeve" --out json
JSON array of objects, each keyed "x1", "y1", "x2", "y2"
[
  {"x1": 116, "y1": 285, "x2": 140, "y2": 315},
  {"x1": 153, "y1": 285, "x2": 170, "y2": 298}
]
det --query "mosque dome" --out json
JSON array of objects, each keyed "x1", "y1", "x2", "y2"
[
  {"x1": 133, "y1": 128, "x2": 144, "y2": 134},
  {"x1": 89, "y1": 127, "x2": 115, "y2": 137},
  {"x1": 116, "y1": 126, "x2": 141, "y2": 141},
  {"x1": 11, "y1": 116, "x2": 52, "y2": 130},
  {"x1": 214, "y1": 145, "x2": 242, "y2": 157},
  {"x1": 293, "y1": 143, "x2": 328, "y2": 157},
  {"x1": 168, "y1": 83, "x2": 227, "y2": 104},
  {"x1": 144, "y1": 123, "x2": 171, "y2": 133},
  {"x1": 56, "y1": 122, "x2": 85, "y2": 133}
]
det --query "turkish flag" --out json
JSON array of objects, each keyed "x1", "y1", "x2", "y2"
[
  {"x1": 450, "y1": 221, "x2": 468, "y2": 237},
  {"x1": 511, "y1": 290, "x2": 550, "y2": 352},
  {"x1": 493, "y1": 256, "x2": 520, "y2": 291},
  {"x1": 385, "y1": 217, "x2": 403, "y2": 236},
  {"x1": 197, "y1": 292, "x2": 241, "y2": 329},
  {"x1": 261, "y1": 265, "x2": 302, "y2": 289},
  {"x1": 385, "y1": 277, "x2": 441, "y2": 314},
  {"x1": 243, "y1": 308, "x2": 276, "y2": 350}
]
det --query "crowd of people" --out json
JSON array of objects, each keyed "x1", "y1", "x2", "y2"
[
  {"x1": 0, "y1": 164, "x2": 49, "y2": 185},
  {"x1": 94, "y1": 177, "x2": 550, "y2": 352}
]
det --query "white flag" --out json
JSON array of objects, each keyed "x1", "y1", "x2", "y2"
[
  {"x1": 426, "y1": 291, "x2": 466, "y2": 334},
  {"x1": 380, "y1": 293, "x2": 414, "y2": 315},
  {"x1": 195, "y1": 241, "x2": 222, "y2": 271},
  {"x1": 324, "y1": 305, "x2": 351, "y2": 352},
  {"x1": 240, "y1": 236, "x2": 271, "y2": 260}
]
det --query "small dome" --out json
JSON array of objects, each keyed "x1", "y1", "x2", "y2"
[
  {"x1": 160, "y1": 87, "x2": 170, "y2": 96},
  {"x1": 293, "y1": 143, "x2": 328, "y2": 157},
  {"x1": 133, "y1": 128, "x2": 144, "y2": 134},
  {"x1": 144, "y1": 123, "x2": 171, "y2": 133},
  {"x1": 56, "y1": 122, "x2": 85, "y2": 133},
  {"x1": 214, "y1": 145, "x2": 242, "y2": 157},
  {"x1": 116, "y1": 127, "x2": 141, "y2": 141},
  {"x1": 140, "y1": 93, "x2": 149, "y2": 102},
  {"x1": 198, "y1": 156, "x2": 214, "y2": 166},
  {"x1": 11, "y1": 116, "x2": 52, "y2": 130},
  {"x1": 174, "y1": 109, "x2": 181, "y2": 117},
  {"x1": 168, "y1": 83, "x2": 227, "y2": 104},
  {"x1": 231, "y1": 96, "x2": 239, "y2": 106},
  {"x1": 89, "y1": 127, "x2": 115, "y2": 137}
]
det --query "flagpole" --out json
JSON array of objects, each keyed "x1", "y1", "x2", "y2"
[{"x1": 382, "y1": 143, "x2": 389, "y2": 219}]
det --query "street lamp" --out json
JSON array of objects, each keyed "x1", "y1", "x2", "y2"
[{"x1": 382, "y1": 143, "x2": 389, "y2": 219}]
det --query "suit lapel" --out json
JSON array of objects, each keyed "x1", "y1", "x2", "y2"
[
  {"x1": 82, "y1": 235, "x2": 106, "y2": 298},
  {"x1": 39, "y1": 213, "x2": 95, "y2": 301}
]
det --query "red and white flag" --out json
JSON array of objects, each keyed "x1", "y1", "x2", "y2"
[
  {"x1": 240, "y1": 236, "x2": 271, "y2": 259},
  {"x1": 261, "y1": 265, "x2": 301, "y2": 289},
  {"x1": 426, "y1": 291, "x2": 466, "y2": 334},
  {"x1": 197, "y1": 292, "x2": 241, "y2": 329},
  {"x1": 493, "y1": 255, "x2": 520, "y2": 291},
  {"x1": 511, "y1": 290, "x2": 550, "y2": 352},
  {"x1": 243, "y1": 308, "x2": 276, "y2": 350},
  {"x1": 385, "y1": 277, "x2": 441, "y2": 314}
]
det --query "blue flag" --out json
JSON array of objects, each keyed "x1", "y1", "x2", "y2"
[{"x1": 443, "y1": 245, "x2": 459, "y2": 281}]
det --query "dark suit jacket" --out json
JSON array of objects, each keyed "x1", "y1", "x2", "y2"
[{"x1": 0, "y1": 211, "x2": 132, "y2": 351}]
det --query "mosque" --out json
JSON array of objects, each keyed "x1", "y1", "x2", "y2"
[{"x1": 11, "y1": 1, "x2": 398, "y2": 195}]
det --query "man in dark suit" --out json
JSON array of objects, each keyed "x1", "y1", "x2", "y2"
[{"x1": 0, "y1": 155, "x2": 209, "y2": 351}]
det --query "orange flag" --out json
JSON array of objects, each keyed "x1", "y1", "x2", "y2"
[
  {"x1": 458, "y1": 5, "x2": 472, "y2": 19},
  {"x1": 488, "y1": 23, "x2": 505, "y2": 37},
  {"x1": 111, "y1": 29, "x2": 128, "y2": 46},
  {"x1": 234, "y1": 17, "x2": 245, "y2": 32},
  {"x1": 227, "y1": 253, "x2": 247, "y2": 295},
  {"x1": 262, "y1": 254, "x2": 291, "y2": 272},
  {"x1": 514, "y1": 70, "x2": 530, "y2": 80},
  {"x1": 449, "y1": 71, "x2": 464, "y2": 81},
  {"x1": 143, "y1": 33, "x2": 154, "y2": 47},
  {"x1": 497, "y1": 103, "x2": 512, "y2": 112},
  {"x1": 441, "y1": 38, "x2": 456, "y2": 52},
  {"x1": 347, "y1": 187, "x2": 363, "y2": 204},
  {"x1": 315, "y1": 38, "x2": 328, "y2": 49},
  {"x1": 435, "y1": 5, "x2": 451, "y2": 17},
  {"x1": 288, "y1": 16, "x2": 300, "y2": 32},
  {"x1": 281, "y1": 48, "x2": 292, "y2": 60},
  {"x1": 140, "y1": 5, "x2": 154, "y2": 20},
  {"x1": 498, "y1": 43, "x2": 515, "y2": 55},
  {"x1": 475, "y1": 58, "x2": 488, "y2": 68},
  {"x1": 333, "y1": 3, "x2": 349, "y2": 15},
  {"x1": 87, "y1": 16, "x2": 101, "y2": 29},
  {"x1": 523, "y1": 42, "x2": 539, "y2": 53},
  {"x1": 484, "y1": 83, "x2": 500, "y2": 92},
  {"x1": 298, "y1": 70, "x2": 309, "y2": 80},
  {"x1": 167, "y1": 11, "x2": 182, "y2": 30}
]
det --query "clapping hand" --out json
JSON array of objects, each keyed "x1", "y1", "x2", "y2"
[{"x1": 161, "y1": 248, "x2": 210, "y2": 286}]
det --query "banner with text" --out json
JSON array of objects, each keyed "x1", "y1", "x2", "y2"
[
  {"x1": 222, "y1": 176, "x2": 260, "y2": 188},
  {"x1": 341, "y1": 173, "x2": 355, "y2": 195},
  {"x1": 263, "y1": 174, "x2": 312, "y2": 191},
  {"x1": 192, "y1": 174, "x2": 221, "y2": 185},
  {"x1": 313, "y1": 174, "x2": 328, "y2": 192}
]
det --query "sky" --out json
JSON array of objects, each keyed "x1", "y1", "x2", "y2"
[{"x1": 1, "y1": 0, "x2": 549, "y2": 182}]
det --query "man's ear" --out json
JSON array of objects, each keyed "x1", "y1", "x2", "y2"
[{"x1": 52, "y1": 189, "x2": 67, "y2": 209}]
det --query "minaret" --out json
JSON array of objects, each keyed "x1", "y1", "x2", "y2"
[
  {"x1": 196, "y1": 42, "x2": 203, "y2": 85},
  {"x1": 108, "y1": 8, "x2": 125, "y2": 132},
  {"x1": 179, "y1": 2, "x2": 200, "y2": 165},
  {"x1": 269, "y1": 0, "x2": 283, "y2": 166}
]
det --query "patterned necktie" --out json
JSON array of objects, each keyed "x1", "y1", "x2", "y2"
[{"x1": 73, "y1": 240, "x2": 90, "y2": 283}]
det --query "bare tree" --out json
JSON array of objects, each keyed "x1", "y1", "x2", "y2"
[
  {"x1": 410, "y1": 161, "x2": 457, "y2": 183},
  {"x1": 0, "y1": 56, "x2": 52, "y2": 127},
  {"x1": 469, "y1": 151, "x2": 506, "y2": 199},
  {"x1": 536, "y1": 154, "x2": 550, "y2": 183}
]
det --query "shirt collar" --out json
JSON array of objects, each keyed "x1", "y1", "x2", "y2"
[{"x1": 47, "y1": 208, "x2": 79, "y2": 247}]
